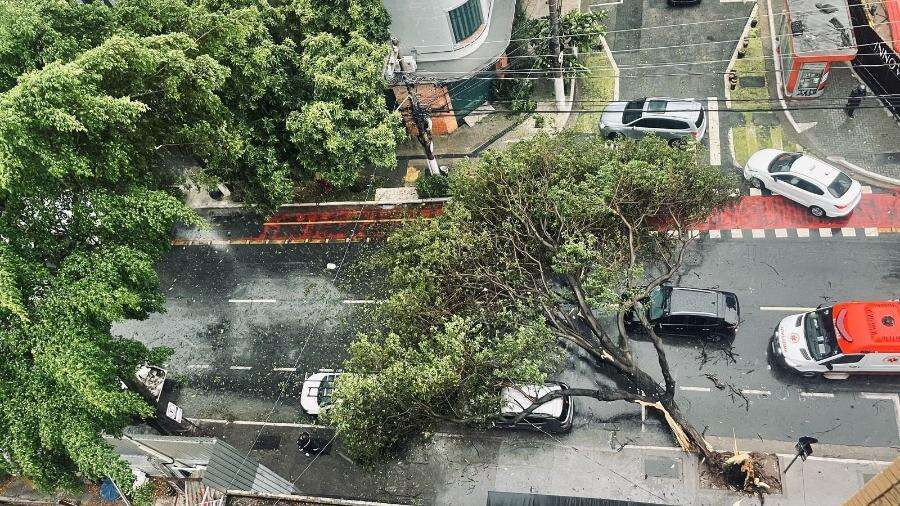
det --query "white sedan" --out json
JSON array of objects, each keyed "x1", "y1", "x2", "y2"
[
  {"x1": 743, "y1": 149, "x2": 862, "y2": 217},
  {"x1": 300, "y1": 370, "x2": 341, "y2": 415}
]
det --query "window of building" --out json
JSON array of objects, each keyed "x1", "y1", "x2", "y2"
[{"x1": 449, "y1": 0, "x2": 484, "y2": 44}]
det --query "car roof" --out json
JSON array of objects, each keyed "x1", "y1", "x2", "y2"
[
  {"x1": 500, "y1": 383, "x2": 564, "y2": 418},
  {"x1": 832, "y1": 301, "x2": 900, "y2": 354},
  {"x1": 668, "y1": 288, "x2": 719, "y2": 316},
  {"x1": 788, "y1": 156, "x2": 843, "y2": 185},
  {"x1": 642, "y1": 97, "x2": 702, "y2": 121}
]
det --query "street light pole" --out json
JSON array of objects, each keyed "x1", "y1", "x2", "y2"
[
  {"x1": 404, "y1": 80, "x2": 441, "y2": 176},
  {"x1": 548, "y1": 0, "x2": 566, "y2": 110}
]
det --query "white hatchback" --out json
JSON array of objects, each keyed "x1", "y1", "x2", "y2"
[
  {"x1": 743, "y1": 149, "x2": 862, "y2": 217},
  {"x1": 300, "y1": 370, "x2": 341, "y2": 416}
]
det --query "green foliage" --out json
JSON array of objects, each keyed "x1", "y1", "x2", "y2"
[
  {"x1": 490, "y1": 77, "x2": 536, "y2": 114},
  {"x1": 415, "y1": 173, "x2": 450, "y2": 199},
  {"x1": 333, "y1": 133, "x2": 738, "y2": 462},
  {"x1": 525, "y1": 10, "x2": 606, "y2": 74},
  {"x1": 0, "y1": 0, "x2": 401, "y2": 213}
]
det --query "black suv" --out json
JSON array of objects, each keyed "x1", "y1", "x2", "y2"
[{"x1": 628, "y1": 286, "x2": 740, "y2": 342}]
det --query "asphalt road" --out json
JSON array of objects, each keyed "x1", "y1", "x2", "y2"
[
  {"x1": 116, "y1": 232, "x2": 900, "y2": 448},
  {"x1": 563, "y1": 234, "x2": 900, "y2": 448}
]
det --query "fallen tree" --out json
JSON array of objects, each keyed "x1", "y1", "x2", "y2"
[{"x1": 328, "y1": 133, "x2": 770, "y2": 492}]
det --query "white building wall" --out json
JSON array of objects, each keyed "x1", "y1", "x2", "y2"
[{"x1": 383, "y1": 0, "x2": 492, "y2": 58}]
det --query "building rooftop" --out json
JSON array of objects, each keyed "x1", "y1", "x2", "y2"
[
  {"x1": 784, "y1": 0, "x2": 857, "y2": 56},
  {"x1": 833, "y1": 301, "x2": 900, "y2": 354}
]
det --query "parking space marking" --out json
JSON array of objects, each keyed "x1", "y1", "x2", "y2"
[
  {"x1": 751, "y1": 229, "x2": 765, "y2": 238},
  {"x1": 796, "y1": 228, "x2": 810, "y2": 238},
  {"x1": 840, "y1": 227, "x2": 856, "y2": 237},
  {"x1": 228, "y1": 299, "x2": 277, "y2": 303},
  {"x1": 707, "y1": 97, "x2": 721, "y2": 166},
  {"x1": 229, "y1": 365, "x2": 252, "y2": 370},
  {"x1": 708, "y1": 229, "x2": 721, "y2": 239},
  {"x1": 273, "y1": 367, "x2": 297, "y2": 372},
  {"x1": 741, "y1": 389, "x2": 771, "y2": 396},
  {"x1": 864, "y1": 227, "x2": 879, "y2": 237},
  {"x1": 774, "y1": 228, "x2": 788, "y2": 238},
  {"x1": 680, "y1": 386, "x2": 712, "y2": 392},
  {"x1": 860, "y1": 393, "x2": 900, "y2": 440},
  {"x1": 730, "y1": 229, "x2": 743, "y2": 239},
  {"x1": 749, "y1": 188, "x2": 762, "y2": 196},
  {"x1": 760, "y1": 306, "x2": 816, "y2": 311},
  {"x1": 819, "y1": 228, "x2": 832, "y2": 237},
  {"x1": 800, "y1": 391, "x2": 834, "y2": 398}
]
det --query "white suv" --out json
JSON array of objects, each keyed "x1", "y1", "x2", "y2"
[{"x1": 743, "y1": 149, "x2": 862, "y2": 217}]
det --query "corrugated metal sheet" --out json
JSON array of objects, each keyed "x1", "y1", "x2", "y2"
[{"x1": 203, "y1": 441, "x2": 297, "y2": 495}]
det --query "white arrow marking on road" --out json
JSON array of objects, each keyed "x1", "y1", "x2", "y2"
[
  {"x1": 759, "y1": 306, "x2": 816, "y2": 312},
  {"x1": 228, "y1": 299, "x2": 277, "y2": 303},
  {"x1": 860, "y1": 393, "x2": 900, "y2": 441}
]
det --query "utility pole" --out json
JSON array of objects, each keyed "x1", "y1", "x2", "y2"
[
  {"x1": 548, "y1": 0, "x2": 566, "y2": 110},
  {"x1": 404, "y1": 80, "x2": 441, "y2": 176}
]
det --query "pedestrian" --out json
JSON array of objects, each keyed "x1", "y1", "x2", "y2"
[
  {"x1": 844, "y1": 84, "x2": 867, "y2": 118},
  {"x1": 297, "y1": 431, "x2": 313, "y2": 456}
]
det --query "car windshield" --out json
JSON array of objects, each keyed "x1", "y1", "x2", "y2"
[
  {"x1": 804, "y1": 309, "x2": 838, "y2": 361},
  {"x1": 768, "y1": 153, "x2": 802, "y2": 173},
  {"x1": 317, "y1": 374, "x2": 337, "y2": 407},
  {"x1": 622, "y1": 99, "x2": 646, "y2": 124},
  {"x1": 647, "y1": 286, "x2": 669, "y2": 320},
  {"x1": 827, "y1": 172, "x2": 853, "y2": 197}
]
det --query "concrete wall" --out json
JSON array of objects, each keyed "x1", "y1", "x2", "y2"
[{"x1": 383, "y1": 0, "x2": 491, "y2": 56}]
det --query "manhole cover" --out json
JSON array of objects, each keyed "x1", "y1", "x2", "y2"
[
  {"x1": 253, "y1": 434, "x2": 281, "y2": 451},
  {"x1": 644, "y1": 456, "x2": 682, "y2": 479},
  {"x1": 739, "y1": 76, "x2": 766, "y2": 88}
]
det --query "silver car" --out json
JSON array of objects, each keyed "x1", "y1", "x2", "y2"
[{"x1": 598, "y1": 97, "x2": 707, "y2": 142}]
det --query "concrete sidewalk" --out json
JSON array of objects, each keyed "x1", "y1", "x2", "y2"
[{"x1": 196, "y1": 420, "x2": 896, "y2": 506}]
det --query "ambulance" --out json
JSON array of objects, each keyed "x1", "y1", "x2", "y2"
[{"x1": 770, "y1": 300, "x2": 900, "y2": 379}]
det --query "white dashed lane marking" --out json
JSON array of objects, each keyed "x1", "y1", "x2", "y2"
[
  {"x1": 819, "y1": 227, "x2": 832, "y2": 237},
  {"x1": 679, "y1": 386, "x2": 712, "y2": 392},
  {"x1": 751, "y1": 229, "x2": 765, "y2": 238},
  {"x1": 228, "y1": 299, "x2": 277, "y2": 303},
  {"x1": 796, "y1": 228, "x2": 810, "y2": 238},
  {"x1": 730, "y1": 229, "x2": 743, "y2": 239},
  {"x1": 741, "y1": 389, "x2": 772, "y2": 396},
  {"x1": 342, "y1": 299, "x2": 379, "y2": 304},
  {"x1": 774, "y1": 228, "x2": 788, "y2": 238},
  {"x1": 707, "y1": 97, "x2": 721, "y2": 166},
  {"x1": 708, "y1": 229, "x2": 721, "y2": 239},
  {"x1": 865, "y1": 227, "x2": 879, "y2": 237},
  {"x1": 229, "y1": 365, "x2": 252, "y2": 370},
  {"x1": 273, "y1": 367, "x2": 297, "y2": 372},
  {"x1": 800, "y1": 391, "x2": 835, "y2": 398},
  {"x1": 749, "y1": 188, "x2": 762, "y2": 196},
  {"x1": 760, "y1": 306, "x2": 816, "y2": 312}
]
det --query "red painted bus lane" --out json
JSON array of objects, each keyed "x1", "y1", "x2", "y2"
[{"x1": 693, "y1": 193, "x2": 899, "y2": 231}]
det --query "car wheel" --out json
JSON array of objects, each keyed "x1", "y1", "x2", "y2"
[
  {"x1": 809, "y1": 206, "x2": 826, "y2": 218},
  {"x1": 750, "y1": 177, "x2": 765, "y2": 190},
  {"x1": 800, "y1": 371, "x2": 817, "y2": 378},
  {"x1": 606, "y1": 132, "x2": 619, "y2": 141},
  {"x1": 668, "y1": 137, "x2": 687, "y2": 147}
]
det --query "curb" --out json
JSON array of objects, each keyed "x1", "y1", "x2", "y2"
[
  {"x1": 723, "y1": 4, "x2": 759, "y2": 109},
  {"x1": 226, "y1": 490, "x2": 409, "y2": 505},
  {"x1": 189, "y1": 196, "x2": 450, "y2": 213},
  {"x1": 827, "y1": 156, "x2": 900, "y2": 188}
]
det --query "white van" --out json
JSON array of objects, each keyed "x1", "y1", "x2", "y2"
[{"x1": 771, "y1": 301, "x2": 900, "y2": 378}]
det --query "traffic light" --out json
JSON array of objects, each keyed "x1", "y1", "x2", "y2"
[
  {"x1": 785, "y1": 436, "x2": 818, "y2": 472},
  {"x1": 796, "y1": 436, "x2": 818, "y2": 461}
]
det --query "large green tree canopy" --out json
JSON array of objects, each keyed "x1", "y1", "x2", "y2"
[
  {"x1": 0, "y1": 0, "x2": 398, "y2": 498},
  {"x1": 329, "y1": 134, "x2": 738, "y2": 463},
  {"x1": 0, "y1": 0, "x2": 402, "y2": 212}
]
